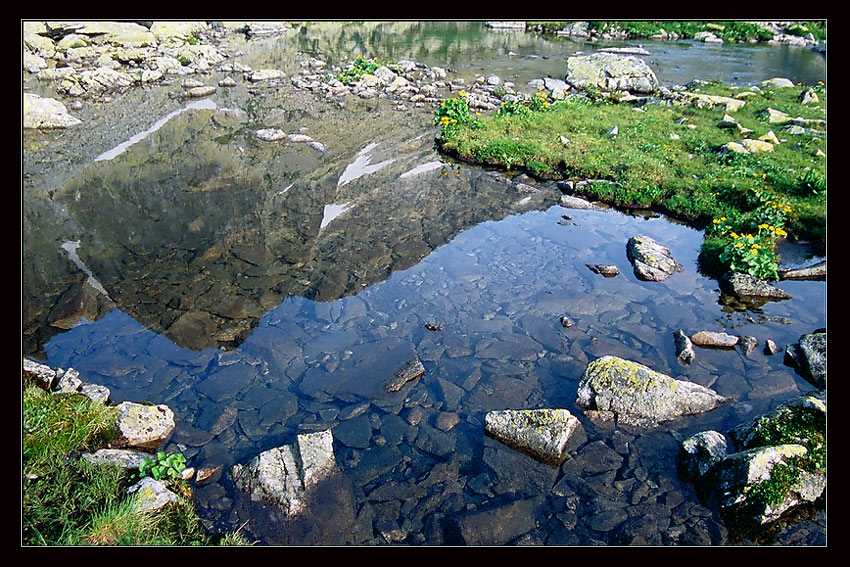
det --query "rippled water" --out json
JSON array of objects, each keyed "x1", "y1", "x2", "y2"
[{"x1": 23, "y1": 22, "x2": 826, "y2": 545}]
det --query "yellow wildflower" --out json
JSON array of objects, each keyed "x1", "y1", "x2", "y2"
[
  {"x1": 750, "y1": 247, "x2": 759, "y2": 255},
  {"x1": 776, "y1": 228, "x2": 788, "y2": 237},
  {"x1": 735, "y1": 242, "x2": 744, "y2": 248},
  {"x1": 730, "y1": 232, "x2": 739, "y2": 239},
  {"x1": 758, "y1": 223, "x2": 769, "y2": 230},
  {"x1": 459, "y1": 90, "x2": 468, "y2": 98}
]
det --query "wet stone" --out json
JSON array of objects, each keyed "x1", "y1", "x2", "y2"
[{"x1": 334, "y1": 414, "x2": 373, "y2": 449}]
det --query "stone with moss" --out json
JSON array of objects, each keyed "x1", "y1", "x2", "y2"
[
  {"x1": 575, "y1": 355, "x2": 729, "y2": 426},
  {"x1": 712, "y1": 444, "x2": 824, "y2": 525},
  {"x1": 484, "y1": 408, "x2": 581, "y2": 465}
]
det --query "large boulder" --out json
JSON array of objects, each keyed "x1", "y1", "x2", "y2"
[
  {"x1": 564, "y1": 52, "x2": 659, "y2": 94},
  {"x1": 626, "y1": 235, "x2": 683, "y2": 282},
  {"x1": 575, "y1": 355, "x2": 729, "y2": 426},
  {"x1": 108, "y1": 401, "x2": 175, "y2": 451},
  {"x1": 484, "y1": 408, "x2": 580, "y2": 465},
  {"x1": 230, "y1": 429, "x2": 337, "y2": 517},
  {"x1": 712, "y1": 444, "x2": 825, "y2": 525}
]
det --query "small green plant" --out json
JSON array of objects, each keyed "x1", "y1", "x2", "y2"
[
  {"x1": 435, "y1": 90, "x2": 474, "y2": 139},
  {"x1": 139, "y1": 452, "x2": 187, "y2": 482},
  {"x1": 337, "y1": 55, "x2": 396, "y2": 84}
]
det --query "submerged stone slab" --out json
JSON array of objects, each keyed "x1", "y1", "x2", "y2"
[
  {"x1": 484, "y1": 408, "x2": 580, "y2": 465},
  {"x1": 575, "y1": 356, "x2": 729, "y2": 425}
]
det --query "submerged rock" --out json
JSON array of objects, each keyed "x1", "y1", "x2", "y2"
[
  {"x1": 382, "y1": 356, "x2": 425, "y2": 392},
  {"x1": 230, "y1": 429, "x2": 337, "y2": 517},
  {"x1": 626, "y1": 235, "x2": 683, "y2": 282},
  {"x1": 484, "y1": 408, "x2": 580, "y2": 465},
  {"x1": 575, "y1": 356, "x2": 729, "y2": 426}
]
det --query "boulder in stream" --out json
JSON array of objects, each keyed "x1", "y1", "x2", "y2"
[
  {"x1": 626, "y1": 235, "x2": 683, "y2": 282},
  {"x1": 484, "y1": 408, "x2": 580, "y2": 465},
  {"x1": 575, "y1": 355, "x2": 729, "y2": 426}
]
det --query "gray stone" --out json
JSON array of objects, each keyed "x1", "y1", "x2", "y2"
[
  {"x1": 565, "y1": 52, "x2": 659, "y2": 94},
  {"x1": 797, "y1": 332, "x2": 826, "y2": 388},
  {"x1": 690, "y1": 330, "x2": 739, "y2": 348},
  {"x1": 23, "y1": 94, "x2": 82, "y2": 129},
  {"x1": 673, "y1": 329, "x2": 695, "y2": 364},
  {"x1": 712, "y1": 444, "x2": 824, "y2": 525},
  {"x1": 230, "y1": 429, "x2": 336, "y2": 516},
  {"x1": 587, "y1": 264, "x2": 620, "y2": 277},
  {"x1": 678, "y1": 430, "x2": 728, "y2": 481},
  {"x1": 109, "y1": 402, "x2": 175, "y2": 451},
  {"x1": 720, "y1": 272, "x2": 791, "y2": 301},
  {"x1": 128, "y1": 477, "x2": 179, "y2": 513},
  {"x1": 575, "y1": 356, "x2": 728, "y2": 425},
  {"x1": 484, "y1": 408, "x2": 580, "y2": 465},
  {"x1": 626, "y1": 236, "x2": 683, "y2": 282},
  {"x1": 83, "y1": 448, "x2": 152, "y2": 469}
]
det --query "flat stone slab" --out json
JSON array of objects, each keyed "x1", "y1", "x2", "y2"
[{"x1": 485, "y1": 408, "x2": 580, "y2": 465}]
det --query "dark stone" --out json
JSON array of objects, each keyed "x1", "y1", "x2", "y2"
[{"x1": 453, "y1": 496, "x2": 544, "y2": 545}]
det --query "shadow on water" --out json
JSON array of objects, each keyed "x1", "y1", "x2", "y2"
[{"x1": 23, "y1": 22, "x2": 826, "y2": 545}]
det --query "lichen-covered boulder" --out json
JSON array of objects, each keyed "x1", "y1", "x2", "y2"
[
  {"x1": 484, "y1": 408, "x2": 580, "y2": 465},
  {"x1": 231, "y1": 429, "x2": 336, "y2": 517},
  {"x1": 711, "y1": 444, "x2": 825, "y2": 525},
  {"x1": 575, "y1": 356, "x2": 729, "y2": 426},
  {"x1": 564, "y1": 52, "x2": 659, "y2": 94},
  {"x1": 626, "y1": 235, "x2": 683, "y2": 282},
  {"x1": 109, "y1": 402, "x2": 175, "y2": 451}
]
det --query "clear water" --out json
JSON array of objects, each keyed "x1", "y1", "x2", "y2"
[{"x1": 24, "y1": 22, "x2": 826, "y2": 545}]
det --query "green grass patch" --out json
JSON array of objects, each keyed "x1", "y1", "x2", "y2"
[
  {"x1": 435, "y1": 81, "x2": 825, "y2": 280},
  {"x1": 22, "y1": 378, "x2": 252, "y2": 546}
]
